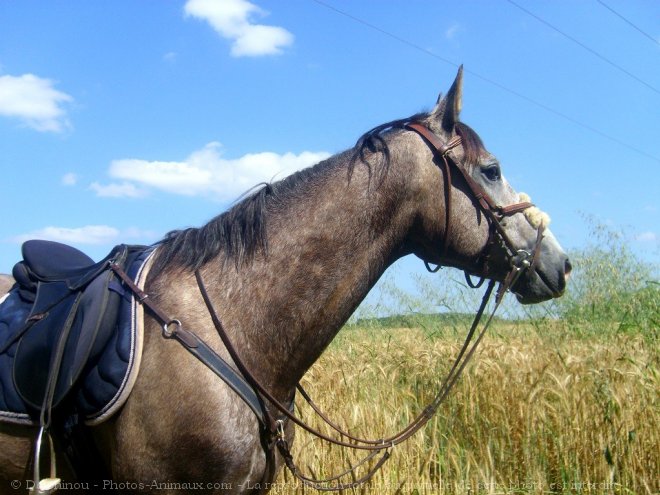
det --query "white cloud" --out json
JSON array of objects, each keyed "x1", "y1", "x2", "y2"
[
  {"x1": 635, "y1": 231, "x2": 657, "y2": 243},
  {"x1": 61, "y1": 172, "x2": 78, "y2": 186},
  {"x1": 0, "y1": 74, "x2": 73, "y2": 132},
  {"x1": 11, "y1": 225, "x2": 158, "y2": 245},
  {"x1": 89, "y1": 181, "x2": 147, "y2": 198},
  {"x1": 445, "y1": 22, "x2": 462, "y2": 40},
  {"x1": 95, "y1": 142, "x2": 330, "y2": 202},
  {"x1": 184, "y1": 0, "x2": 294, "y2": 57}
]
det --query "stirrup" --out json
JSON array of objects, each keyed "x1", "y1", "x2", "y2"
[{"x1": 30, "y1": 426, "x2": 61, "y2": 495}]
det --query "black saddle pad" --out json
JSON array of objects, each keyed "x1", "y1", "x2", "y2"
[
  {"x1": 13, "y1": 268, "x2": 124, "y2": 410},
  {"x1": 0, "y1": 243, "x2": 152, "y2": 421}
]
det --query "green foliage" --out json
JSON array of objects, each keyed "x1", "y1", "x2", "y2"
[
  {"x1": 357, "y1": 217, "x2": 658, "y2": 340},
  {"x1": 551, "y1": 218, "x2": 658, "y2": 339}
]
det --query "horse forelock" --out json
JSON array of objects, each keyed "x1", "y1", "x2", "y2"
[{"x1": 454, "y1": 122, "x2": 487, "y2": 167}]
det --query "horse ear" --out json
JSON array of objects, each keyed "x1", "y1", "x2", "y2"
[{"x1": 432, "y1": 65, "x2": 463, "y2": 133}]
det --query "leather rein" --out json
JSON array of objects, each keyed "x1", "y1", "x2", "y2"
[{"x1": 111, "y1": 121, "x2": 545, "y2": 491}]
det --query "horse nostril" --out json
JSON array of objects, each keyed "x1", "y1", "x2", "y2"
[{"x1": 564, "y1": 259, "x2": 572, "y2": 279}]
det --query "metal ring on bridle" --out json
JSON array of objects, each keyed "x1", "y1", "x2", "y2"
[
  {"x1": 511, "y1": 249, "x2": 533, "y2": 270},
  {"x1": 162, "y1": 319, "x2": 182, "y2": 338}
]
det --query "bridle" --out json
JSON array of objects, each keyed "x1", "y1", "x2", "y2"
[
  {"x1": 110, "y1": 122, "x2": 546, "y2": 491},
  {"x1": 403, "y1": 122, "x2": 542, "y2": 286}
]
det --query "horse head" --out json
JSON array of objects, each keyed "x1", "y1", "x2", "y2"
[{"x1": 408, "y1": 67, "x2": 571, "y2": 304}]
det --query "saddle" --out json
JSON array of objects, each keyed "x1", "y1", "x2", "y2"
[
  {"x1": 0, "y1": 240, "x2": 154, "y2": 493},
  {"x1": 10, "y1": 240, "x2": 130, "y2": 413}
]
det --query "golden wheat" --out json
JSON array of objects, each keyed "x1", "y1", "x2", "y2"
[{"x1": 271, "y1": 325, "x2": 658, "y2": 494}]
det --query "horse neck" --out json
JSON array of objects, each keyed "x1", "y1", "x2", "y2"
[{"x1": 204, "y1": 146, "x2": 425, "y2": 397}]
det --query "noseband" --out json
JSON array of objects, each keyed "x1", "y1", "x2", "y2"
[{"x1": 111, "y1": 124, "x2": 546, "y2": 490}]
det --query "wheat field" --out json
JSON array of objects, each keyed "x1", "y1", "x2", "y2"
[{"x1": 271, "y1": 322, "x2": 658, "y2": 494}]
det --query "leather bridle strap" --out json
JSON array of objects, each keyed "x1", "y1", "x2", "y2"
[
  {"x1": 403, "y1": 122, "x2": 534, "y2": 262},
  {"x1": 404, "y1": 122, "x2": 461, "y2": 156},
  {"x1": 194, "y1": 269, "x2": 521, "y2": 491},
  {"x1": 404, "y1": 123, "x2": 461, "y2": 263},
  {"x1": 294, "y1": 278, "x2": 496, "y2": 448},
  {"x1": 193, "y1": 270, "x2": 393, "y2": 451}
]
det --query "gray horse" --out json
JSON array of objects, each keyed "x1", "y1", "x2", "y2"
[{"x1": 0, "y1": 68, "x2": 570, "y2": 494}]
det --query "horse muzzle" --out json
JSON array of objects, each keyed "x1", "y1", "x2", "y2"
[{"x1": 512, "y1": 250, "x2": 572, "y2": 304}]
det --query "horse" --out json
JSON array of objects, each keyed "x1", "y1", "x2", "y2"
[{"x1": 0, "y1": 68, "x2": 570, "y2": 494}]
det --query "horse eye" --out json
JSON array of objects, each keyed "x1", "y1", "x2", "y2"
[{"x1": 482, "y1": 165, "x2": 501, "y2": 182}]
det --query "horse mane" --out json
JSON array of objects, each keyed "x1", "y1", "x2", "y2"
[
  {"x1": 348, "y1": 113, "x2": 426, "y2": 183},
  {"x1": 152, "y1": 113, "x2": 487, "y2": 273},
  {"x1": 151, "y1": 163, "x2": 331, "y2": 273}
]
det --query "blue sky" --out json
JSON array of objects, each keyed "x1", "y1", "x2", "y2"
[{"x1": 1, "y1": 1, "x2": 658, "y2": 305}]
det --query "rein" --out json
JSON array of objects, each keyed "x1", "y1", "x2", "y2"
[{"x1": 110, "y1": 122, "x2": 544, "y2": 490}]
